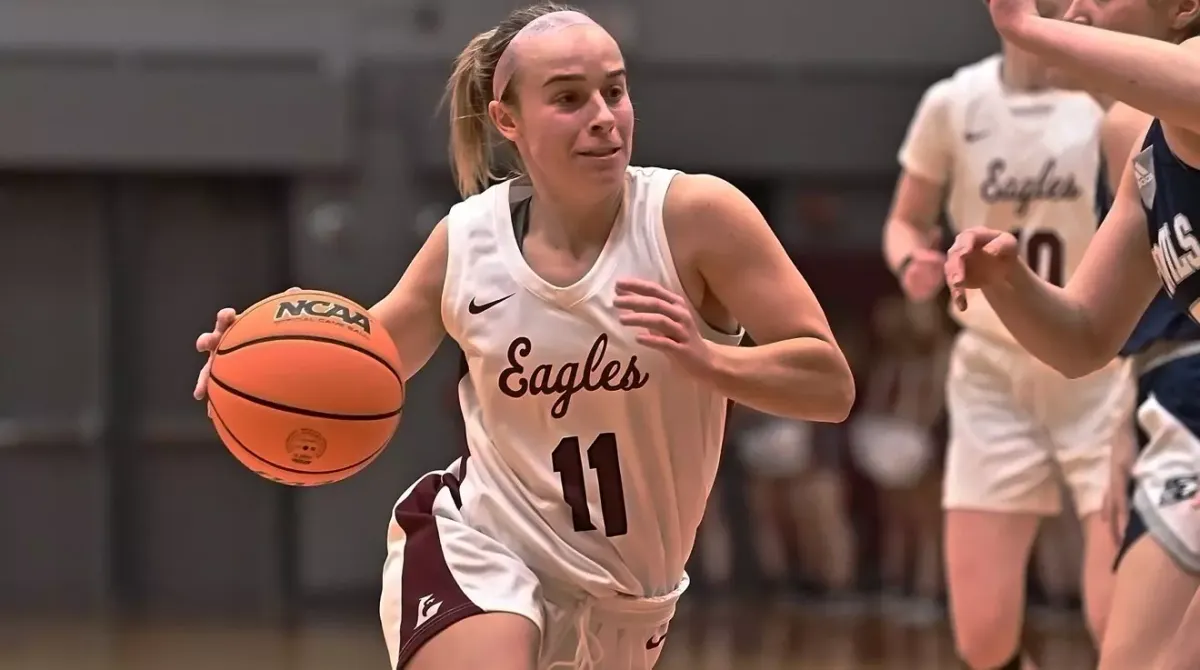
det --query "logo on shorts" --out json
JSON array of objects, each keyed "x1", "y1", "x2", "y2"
[
  {"x1": 415, "y1": 594, "x2": 442, "y2": 629},
  {"x1": 1160, "y1": 475, "x2": 1199, "y2": 506}
]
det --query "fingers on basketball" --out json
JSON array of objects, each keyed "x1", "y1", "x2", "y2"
[{"x1": 205, "y1": 290, "x2": 403, "y2": 487}]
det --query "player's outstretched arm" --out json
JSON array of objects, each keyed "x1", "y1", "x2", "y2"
[
  {"x1": 989, "y1": 0, "x2": 1200, "y2": 136},
  {"x1": 640, "y1": 174, "x2": 855, "y2": 423},
  {"x1": 370, "y1": 218, "x2": 449, "y2": 381},
  {"x1": 946, "y1": 134, "x2": 1160, "y2": 379}
]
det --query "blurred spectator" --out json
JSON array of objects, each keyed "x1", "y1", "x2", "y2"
[
  {"x1": 849, "y1": 297, "x2": 951, "y2": 623},
  {"x1": 727, "y1": 331, "x2": 858, "y2": 604}
]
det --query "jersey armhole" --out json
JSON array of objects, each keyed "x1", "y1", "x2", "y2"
[
  {"x1": 440, "y1": 208, "x2": 467, "y2": 342},
  {"x1": 651, "y1": 172, "x2": 745, "y2": 347}
]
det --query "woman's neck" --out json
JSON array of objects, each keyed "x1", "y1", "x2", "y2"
[
  {"x1": 528, "y1": 184, "x2": 625, "y2": 253},
  {"x1": 1001, "y1": 45, "x2": 1050, "y2": 93}
]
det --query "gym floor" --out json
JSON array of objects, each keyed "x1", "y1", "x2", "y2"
[{"x1": 2, "y1": 599, "x2": 1095, "y2": 670}]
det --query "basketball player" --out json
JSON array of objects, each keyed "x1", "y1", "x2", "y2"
[
  {"x1": 881, "y1": 4, "x2": 1131, "y2": 663},
  {"x1": 947, "y1": 3, "x2": 1200, "y2": 668},
  {"x1": 193, "y1": 4, "x2": 855, "y2": 669}
]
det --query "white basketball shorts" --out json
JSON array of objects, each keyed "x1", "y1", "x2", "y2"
[
  {"x1": 1128, "y1": 347, "x2": 1200, "y2": 573},
  {"x1": 380, "y1": 457, "x2": 683, "y2": 669},
  {"x1": 943, "y1": 330, "x2": 1135, "y2": 516}
]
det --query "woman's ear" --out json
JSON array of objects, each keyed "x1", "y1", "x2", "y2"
[{"x1": 488, "y1": 100, "x2": 520, "y2": 143}]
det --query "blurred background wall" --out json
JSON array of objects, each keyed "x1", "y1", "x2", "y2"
[{"x1": 0, "y1": 0, "x2": 1015, "y2": 623}]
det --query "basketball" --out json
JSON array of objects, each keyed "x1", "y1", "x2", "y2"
[{"x1": 206, "y1": 290, "x2": 403, "y2": 486}]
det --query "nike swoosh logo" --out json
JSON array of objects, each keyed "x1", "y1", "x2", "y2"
[
  {"x1": 646, "y1": 634, "x2": 666, "y2": 650},
  {"x1": 468, "y1": 294, "x2": 514, "y2": 314}
]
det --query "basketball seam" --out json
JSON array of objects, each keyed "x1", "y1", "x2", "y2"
[
  {"x1": 209, "y1": 373, "x2": 403, "y2": 420},
  {"x1": 209, "y1": 401, "x2": 392, "y2": 478},
  {"x1": 217, "y1": 333, "x2": 402, "y2": 384}
]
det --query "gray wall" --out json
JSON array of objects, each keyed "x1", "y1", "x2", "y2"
[{"x1": 0, "y1": 0, "x2": 997, "y2": 611}]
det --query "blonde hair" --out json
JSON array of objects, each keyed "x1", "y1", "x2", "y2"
[{"x1": 442, "y1": 2, "x2": 582, "y2": 197}]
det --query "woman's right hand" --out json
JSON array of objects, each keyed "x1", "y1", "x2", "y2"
[
  {"x1": 899, "y1": 248, "x2": 948, "y2": 303},
  {"x1": 193, "y1": 307, "x2": 239, "y2": 401},
  {"x1": 194, "y1": 288, "x2": 306, "y2": 401},
  {"x1": 944, "y1": 228, "x2": 1020, "y2": 312}
]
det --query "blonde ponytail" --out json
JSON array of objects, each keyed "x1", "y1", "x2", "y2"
[
  {"x1": 441, "y1": 3, "x2": 584, "y2": 197},
  {"x1": 445, "y1": 29, "x2": 499, "y2": 197}
]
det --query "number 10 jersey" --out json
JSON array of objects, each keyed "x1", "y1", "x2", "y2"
[
  {"x1": 440, "y1": 166, "x2": 743, "y2": 599},
  {"x1": 898, "y1": 54, "x2": 1104, "y2": 344}
]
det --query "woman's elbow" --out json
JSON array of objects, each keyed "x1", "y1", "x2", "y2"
[
  {"x1": 1051, "y1": 338, "x2": 1120, "y2": 380},
  {"x1": 814, "y1": 357, "x2": 856, "y2": 423}
]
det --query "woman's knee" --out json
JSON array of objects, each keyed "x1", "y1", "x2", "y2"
[
  {"x1": 945, "y1": 511, "x2": 1040, "y2": 668},
  {"x1": 952, "y1": 606, "x2": 1024, "y2": 669}
]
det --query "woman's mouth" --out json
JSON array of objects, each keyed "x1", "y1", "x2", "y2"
[{"x1": 578, "y1": 147, "x2": 621, "y2": 158}]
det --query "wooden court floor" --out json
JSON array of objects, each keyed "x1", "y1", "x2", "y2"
[{"x1": 0, "y1": 599, "x2": 1096, "y2": 670}]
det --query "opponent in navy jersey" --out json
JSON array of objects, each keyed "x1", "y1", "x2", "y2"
[
  {"x1": 1095, "y1": 132, "x2": 1200, "y2": 358},
  {"x1": 951, "y1": 2, "x2": 1200, "y2": 665},
  {"x1": 1138, "y1": 120, "x2": 1200, "y2": 322}
]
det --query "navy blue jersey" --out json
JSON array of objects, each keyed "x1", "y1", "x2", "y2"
[
  {"x1": 1113, "y1": 120, "x2": 1200, "y2": 570},
  {"x1": 1117, "y1": 120, "x2": 1200, "y2": 354}
]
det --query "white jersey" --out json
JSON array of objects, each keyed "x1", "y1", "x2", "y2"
[
  {"x1": 899, "y1": 54, "x2": 1104, "y2": 343},
  {"x1": 440, "y1": 166, "x2": 743, "y2": 599}
]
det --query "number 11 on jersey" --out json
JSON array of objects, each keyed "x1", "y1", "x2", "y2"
[{"x1": 552, "y1": 432, "x2": 629, "y2": 537}]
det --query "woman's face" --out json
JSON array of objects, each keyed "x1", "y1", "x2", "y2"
[{"x1": 490, "y1": 24, "x2": 635, "y2": 199}]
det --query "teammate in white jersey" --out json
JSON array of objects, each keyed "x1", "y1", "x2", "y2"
[
  {"x1": 193, "y1": 3, "x2": 854, "y2": 669},
  {"x1": 881, "y1": 9, "x2": 1133, "y2": 666}
]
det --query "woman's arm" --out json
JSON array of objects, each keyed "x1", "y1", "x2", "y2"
[
  {"x1": 992, "y1": 3, "x2": 1200, "y2": 139},
  {"x1": 659, "y1": 174, "x2": 856, "y2": 423},
  {"x1": 952, "y1": 134, "x2": 1161, "y2": 378},
  {"x1": 370, "y1": 218, "x2": 450, "y2": 381},
  {"x1": 884, "y1": 79, "x2": 954, "y2": 300}
]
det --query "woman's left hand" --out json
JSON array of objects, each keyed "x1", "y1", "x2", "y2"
[{"x1": 615, "y1": 278, "x2": 715, "y2": 377}]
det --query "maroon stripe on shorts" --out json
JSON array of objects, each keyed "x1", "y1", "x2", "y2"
[{"x1": 392, "y1": 472, "x2": 484, "y2": 669}]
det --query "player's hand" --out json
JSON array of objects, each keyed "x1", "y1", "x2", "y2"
[
  {"x1": 899, "y1": 248, "x2": 948, "y2": 303},
  {"x1": 193, "y1": 287, "x2": 302, "y2": 400},
  {"x1": 193, "y1": 308, "x2": 239, "y2": 401},
  {"x1": 986, "y1": 0, "x2": 1039, "y2": 35},
  {"x1": 614, "y1": 278, "x2": 712, "y2": 376},
  {"x1": 944, "y1": 228, "x2": 1020, "y2": 311}
]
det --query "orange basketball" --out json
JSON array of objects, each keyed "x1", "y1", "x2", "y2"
[{"x1": 207, "y1": 290, "x2": 403, "y2": 486}]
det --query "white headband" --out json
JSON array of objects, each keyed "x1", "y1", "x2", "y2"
[{"x1": 491, "y1": 10, "x2": 599, "y2": 101}]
